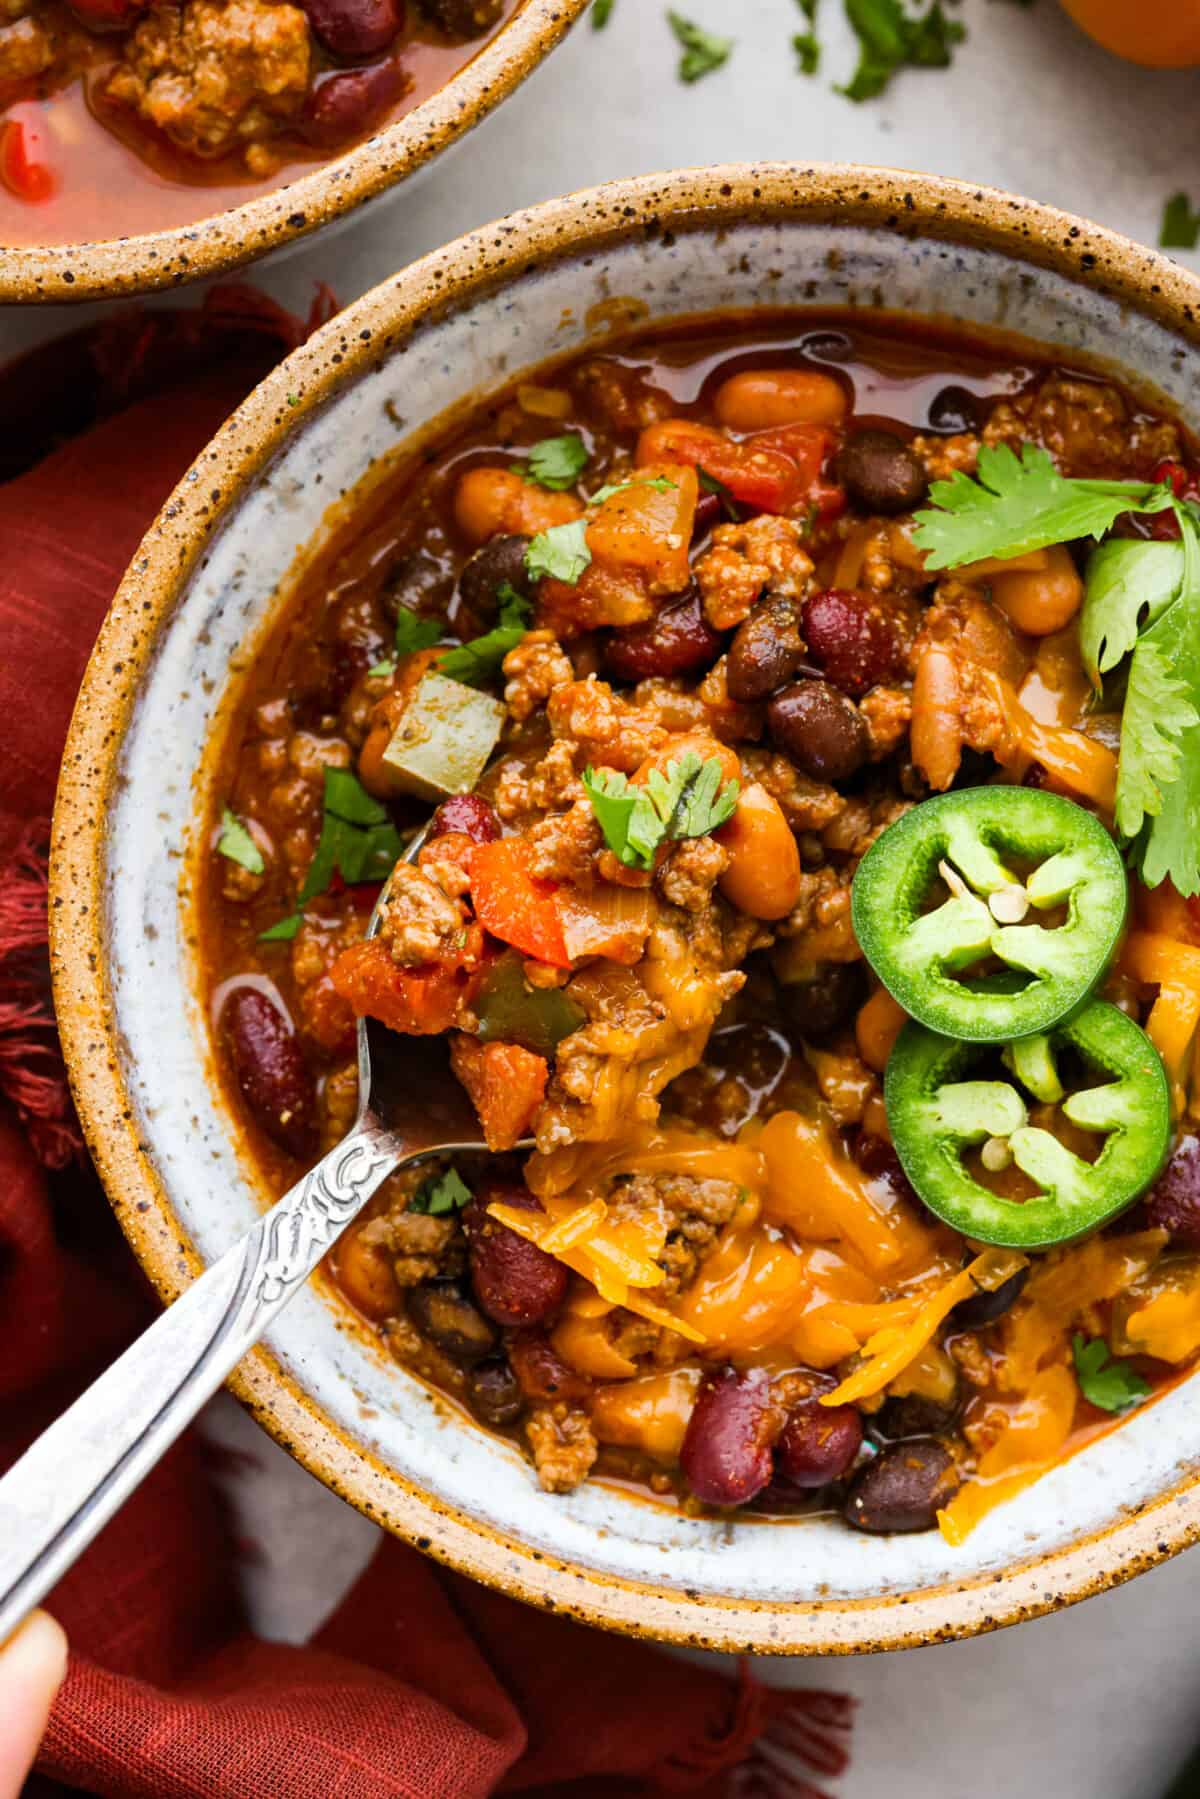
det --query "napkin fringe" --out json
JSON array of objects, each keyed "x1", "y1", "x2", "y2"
[
  {"x1": 654, "y1": 1663, "x2": 853, "y2": 1796},
  {"x1": 0, "y1": 823, "x2": 81, "y2": 1168}
]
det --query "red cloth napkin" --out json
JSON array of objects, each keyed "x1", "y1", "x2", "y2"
[{"x1": 0, "y1": 297, "x2": 854, "y2": 1799}]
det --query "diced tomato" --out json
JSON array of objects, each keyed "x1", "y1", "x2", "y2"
[
  {"x1": 330, "y1": 938, "x2": 479, "y2": 1035},
  {"x1": 0, "y1": 117, "x2": 55, "y2": 204},
  {"x1": 469, "y1": 837, "x2": 570, "y2": 966},
  {"x1": 449, "y1": 1034, "x2": 547, "y2": 1152},
  {"x1": 748, "y1": 424, "x2": 845, "y2": 519},
  {"x1": 635, "y1": 418, "x2": 841, "y2": 517}
]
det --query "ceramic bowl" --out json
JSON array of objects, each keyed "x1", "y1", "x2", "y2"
[
  {"x1": 51, "y1": 165, "x2": 1200, "y2": 1654},
  {"x1": 0, "y1": 0, "x2": 585, "y2": 305}
]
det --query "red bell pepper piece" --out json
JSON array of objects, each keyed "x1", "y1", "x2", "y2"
[
  {"x1": 469, "y1": 838, "x2": 570, "y2": 966},
  {"x1": 0, "y1": 117, "x2": 55, "y2": 203},
  {"x1": 635, "y1": 418, "x2": 842, "y2": 517},
  {"x1": 330, "y1": 938, "x2": 480, "y2": 1035}
]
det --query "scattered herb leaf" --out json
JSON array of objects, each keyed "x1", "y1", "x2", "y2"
[
  {"x1": 839, "y1": 0, "x2": 964, "y2": 102},
  {"x1": 793, "y1": 0, "x2": 820, "y2": 72},
  {"x1": 259, "y1": 912, "x2": 303, "y2": 942},
  {"x1": 525, "y1": 434, "x2": 590, "y2": 491},
  {"x1": 1079, "y1": 538, "x2": 1184, "y2": 688},
  {"x1": 582, "y1": 751, "x2": 740, "y2": 869},
  {"x1": 298, "y1": 767, "x2": 404, "y2": 905},
  {"x1": 368, "y1": 658, "x2": 397, "y2": 678},
  {"x1": 409, "y1": 1167, "x2": 473, "y2": 1216},
  {"x1": 592, "y1": 0, "x2": 614, "y2": 21},
  {"x1": 394, "y1": 609, "x2": 443, "y2": 658},
  {"x1": 667, "y1": 9, "x2": 733, "y2": 81},
  {"x1": 525, "y1": 517, "x2": 592, "y2": 585},
  {"x1": 1160, "y1": 193, "x2": 1200, "y2": 252},
  {"x1": 698, "y1": 466, "x2": 740, "y2": 521},
  {"x1": 438, "y1": 583, "x2": 532, "y2": 686},
  {"x1": 1072, "y1": 1333, "x2": 1151, "y2": 1413},
  {"x1": 911, "y1": 441, "x2": 1174, "y2": 569},
  {"x1": 216, "y1": 807, "x2": 264, "y2": 875},
  {"x1": 588, "y1": 475, "x2": 677, "y2": 505}
]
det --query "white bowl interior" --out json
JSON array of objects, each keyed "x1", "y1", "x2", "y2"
[{"x1": 106, "y1": 219, "x2": 1200, "y2": 1606}]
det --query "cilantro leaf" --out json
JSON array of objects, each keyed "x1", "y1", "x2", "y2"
[
  {"x1": 409, "y1": 1167, "x2": 473, "y2": 1216},
  {"x1": 698, "y1": 466, "x2": 740, "y2": 522},
  {"x1": 793, "y1": 0, "x2": 819, "y2": 71},
  {"x1": 592, "y1": 0, "x2": 614, "y2": 20},
  {"x1": 259, "y1": 912, "x2": 303, "y2": 942},
  {"x1": 438, "y1": 583, "x2": 532, "y2": 686},
  {"x1": 525, "y1": 518, "x2": 592, "y2": 585},
  {"x1": 667, "y1": 9, "x2": 732, "y2": 81},
  {"x1": 1072, "y1": 1334, "x2": 1151, "y2": 1413},
  {"x1": 911, "y1": 441, "x2": 1174, "y2": 570},
  {"x1": 525, "y1": 434, "x2": 589, "y2": 491},
  {"x1": 583, "y1": 751, "x2": 740, "y2": 869},
  {"x1": 394, "y1": 609, "x2": 442, "y2": 658},
  {"x1": 1114, "y1": 640, "x2": 1196, "y2": 843},
  {"x1": 1122, "y1": 515, "x2": 1200, "y2": 895},
  {"x1": 369, "y1": 658, "x2": 397, "y2": 679},
  {"x1": 298, "y1": 767, "x2": 404, "y2": 905},
  {"x1": 216, "y1": 807, "x2": 264, "y2": 875},
  {"x1": 588, "y1": 475, "x2": 677, "y2": 505},
  {"x1": 1080, "y1": 538, "x2": 1184, "y2": 687},
  {"x1": 838, "y1": 0, "x2": 963, "y2": 102},
  {"x1": 1160, "y1": 193, "x2": 1200, "y2": 252}
]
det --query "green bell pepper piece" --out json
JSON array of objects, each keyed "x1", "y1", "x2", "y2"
[
  {"x1": 474, "y1": 951, "x2": 584, "y2": 1058},
  {"x1": 852, "y1": 786, "x2": 1128, "y2": 1043},
  {"x1": 884, "y1": 1000, "x2": 1171, "y2": 1249}
]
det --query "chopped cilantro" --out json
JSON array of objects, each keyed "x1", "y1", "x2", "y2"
[
  {"x1": 1072, "y1": 1334, "x2": 1151, "y2": 1413},
  {"x1": 409, "y1": 1167, "x2": 473, "y2": 1216},
  {"x1": 911, "y1": 441, "x2": 1174, "y2": 569},
  {"x1": 592, "y1": 0, "x2": 614, "y2": 21},
  {"x1": 297, "y1": 767, "x2": 404, "y2": 905},
  {"x1": 582, "y1": 751, "x2": 740, "y2": 869},
  {"x1": 259, "y1": 912, "x2": 303, "y2": 943},
  {"x1": 438, "y1": 583, "x2": 532, "y2": 686},
  {"x1": 667, "y1": 9, "x2": 733, "y2": 81},
  {"x1": 1160, "y1": 193, "x2": 1200, "y2": 252},
  {"x1": 368, "y1": 658, "x2": 397, "y2": 678},
  {"x1": 698, "y1": 466, "x2": 740, "y2": 522},
  {"x1": 525, "y1": 517, "x2": 592, "y2": 585},
  {"x1": 216, "y1": 807, "x2": 264, "y2": 875},
  {"x1": 793, "y1": 0, "x2": 820, "y2": 72},
  {"x1": 525, "y1": 433, "x2": 589, "y2": 491},
  {"x1": 838, "y1": 0, "x2": 964, "y2": 102},
  {"x1": 588, "y1": 475, "x2": 677, "y2": 505},
  {"x1": 394, "y1": 609, "x2": 442, "y2": 657}
]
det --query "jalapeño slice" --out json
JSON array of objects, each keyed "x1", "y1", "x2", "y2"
[
  {"x1": 884, "y1": 1000, "x2": 1170, "y2": 1250},
  {"x1": 852, "y1": 786, "x2": 1127, "y2": 1043}
]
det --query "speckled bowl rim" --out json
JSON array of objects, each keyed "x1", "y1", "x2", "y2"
[
  {"x1": 50, "y1": 165, "x2": 1200, "y2": 1655},
  {"x1": 0, "y1": 0, "x2": 585, "y2": 305}
]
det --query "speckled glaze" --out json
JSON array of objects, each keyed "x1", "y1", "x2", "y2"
[
  {"x1": 51, "y1": 168, "x2": 1200, "y2": 1654},
  {"x1": 0, "y1": 0, "x2": 585, "y2": 305}
]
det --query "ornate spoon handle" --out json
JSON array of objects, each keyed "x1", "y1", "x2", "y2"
[{"x1": 0, "y1": 1116, "x2": 400, "y2": 1645}]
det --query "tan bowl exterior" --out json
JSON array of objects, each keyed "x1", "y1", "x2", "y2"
[
  {"x1": 50, "y1": 165, "x2": 1200, "y2": 1654},
  {"x1": 0, "y1": 0, "x2": 585, "y2": 305}
]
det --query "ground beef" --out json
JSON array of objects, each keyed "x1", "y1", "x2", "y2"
[
  {"x1": 384, "y1": 1312, "x2": 469, "y2": 1399},
  {"x1": 777, "y1": 865, "x2": 856, "y2": 948},
  {"x1": 573, "y1": 359, "x2": 674, "y2": 436},
  {"x1": 740, "y1": 747, "x2": 844, "y2": 834},
  {"x1": 0, "y1": 12, "x2": 53, "y2": 81},
  {"x1": 655, "y1": 835, "x2": 729, "y2": 912},
  {"x1": 909, "y1": 432, "x2": 979, "y2": 482},
  {"x1": 984, "y1": 372, "x2": 1180, "y2": 478},
  {"x1": 524, "y1": 1403, "x2": 598, "y2": 1492},
  {"x1": 379, "y1": 863, "x2": 467, "y2": 967},
  {"x1": 860, "y1": 685, "x2": 912, "y2": 759},
  {"x1": 503, "y1": 630, "x2": 574, "y2": 724},
  {"x1": 106, "y1": 0, "x2": 310, "y2": 159},
  {"x1": 525, "y1": 799, "x2": 602, "y2": 884},
  {"x1": 359, "y1": 1198, "x2": 462, "y2": 1287},
  {"x1": 607, "y1": 1169, "x2": 745, "y2": 1295},
  {"x1": 320, "y1": 1059, "x2": 359, "y2": 1151},
  {"x1": 694, "y1": 516, "x2": 814, "y2": 630},
  {"x1": 547, "y1": 679, "x2": 669, "y2": 774},
  {"x1": 291, "y1": 916, "x2": 361, "y2": 1053}
]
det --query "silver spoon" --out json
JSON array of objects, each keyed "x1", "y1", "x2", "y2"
[{"x1": 0, "y1": 832, "x2": 500, "y2": 1643}]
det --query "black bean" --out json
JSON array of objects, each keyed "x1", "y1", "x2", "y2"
[
  {"x1": 380, "y1": 547, "x2": 453, "y2": 625},
  {"x1": 775, "y1": 960, "x2": 866, "y2": 1042},
  {"x1": 467, "y1": 1357, "x2": 525, "y2": 1427},
  {"x1": 408, "y1": 1278, "x2": 498, "y2": 1363},
  {"x1": 836, "y1": 428, "x2": 928, "y2": 515},
  {"x1": 843, "y1": 1439, "x2": 961, "y2": 1533},
  {"x1": 926, "y1": 385, "x2": 983, "y2": 436},
  {"x1": 457, "y1": 534, "x2": 530, "y2": 622},
  {"x1": 726, "y1": 594, "x2": 807, "y2": 701},
  {"x1": 767, "y1": 679, "x2": 868, "y2": 782},
  {"x1": 872, "y1": 1390, "x2": 961, "y2": 1440},
  {"x1": 416, "y1": 0, "x2": 501, "y2": 37},
  {"x1": 951, "y1": 1264, "x2": 1030, "y2": 1329}
]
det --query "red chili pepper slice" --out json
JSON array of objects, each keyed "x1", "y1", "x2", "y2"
[{"x1": 0, "y1": 117, "x2": 56, "y2": 204}]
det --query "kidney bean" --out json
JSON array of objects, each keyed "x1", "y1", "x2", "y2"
[
  {"x1": 800, "y1": 588, "x2": 907, "y2": 696},
  {"x1": 408, "y1": 1278, "x2": 498, "y2": 1363},
  {"x1": 843, "y1": 1439, "x2": 961, "y2": 1533},
  {"x1": 767, "y1": 679, "x2": 868, "y2": 783},
  {"x1": 419, "y1": 0, "x2": 502, "y2": 34},
  {"x1": 507, "y1": 1329, "x2": 591, "y2": 1402},
  {"x1": 872, "y1": 1390, "x2": 960, "y2": 1440},
  {"x1": 222, "y1": 986, "x2": 316, "y2": 1158},
  {"x1": 430, "y1": 792, "x2": 500, "y2": 843},
  {"x1": 680, "y1": 1366, "x2": 779, "y2": 1507},
  {"x1": 67, "y1": 0, "x2": 144, "y2": 28},
  {"x1": 836, "y1": 428, "x2": 928, "y2": 515},
  {"x1": 692, "y1": 490, "x2": 723, "y2": 537},
  {"x1": 302, "y1": 0, "x2": 403, "y2": 57},
  {"x1": 926, "y1": 384, "x2": 982, "y2": 435},
  {"x1": 951, "y1": 1264, "x2": 1030, "y2": 1329},
  {"x1": 1143, "y1": 1133, "x2": 1200, "y2": 1248},
  {"x1": 381, "y1": 547, "x2": 453, "y2": 625},
  {"x1": 464, "y1": 1188, "x2": 567, "y2": 1328},
  {"x1": 777, "y1": 1397, "x2": 862, "y2": 1488},
  {"x1": 457, "y1": 534, "x2": 531, "y2": 621},
  {"x1": 603, "y1": 588, "x2": 723, "y2": 682},
  {"x1": 302, "y1": 59, "x2": 409, "y2": 148},
  {"x1": 726, "y1": 593, "x2": 807, "y2": 701},
  {"x1": 467, "y1": 1356, "x2": 525, "y2": 1427},
  {"x1": 776, "y1": 961, "x2": 866, "y2": 1043}
]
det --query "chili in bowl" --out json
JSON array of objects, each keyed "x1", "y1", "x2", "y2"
[{"x1": 52, "y1": 167, "x2": 1200, "y2": 1654}]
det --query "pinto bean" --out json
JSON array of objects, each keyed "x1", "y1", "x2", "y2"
[
  {"x1": 302, "y1": 59, "x2": 409, "y2": 148},
  {"x1": 800, "y1": 588, "x2": 907, "y2": 696},
  {"x1": 430, "y1": 793, "x2": 500, "y2": 843},
  {"x1": 767, "y1": 680, "x2": 868, "y2": 782},
  {"x1": 335, "y1": 1224, "x2": 401, "y2": 1321},
  {"x1": 726, "y1": 593, "x2": 807, "y2": 701},
  {"x1": 716, "y1": 783, "x2": 803, "y2": 921},
  {"x1": 222, "y1": 985, "x2": 316, "y2": 1158},
  {"x1": 417, "y1": 0, "x2": 503, "y2": 35},
  {"x1": 951, "y1": 1264, "x2": 1030, "y2": 1329},
  {"x1": 467, "y1": 1357, "x2": 525, "y2": 1426},
  {"x1": 1144, "y1": 1133, "x2": 1200, "y2": 1247},
  {"x1": 457, "y1": 534, "x2": 531, "y2": 621},
  {"x1": 989, "y1": 544, "x2": 1084, "y2": 637},
  {"x1": 843, "y1": 1439, "x2": 961, "y2": 1533},
  {"x1": 464, "y1": 1189, "x2": 567, "y2": 1328},
  {"x1": 836, "y1": 428, "x2": 928, "y2": 514},
  {"x1": 301, "y1": 0, "x2": 403, "y2": 58},
  {"x1": 408, "y1": 1278, "x2": 498, "y2": 1362},
  {"x1": 603, "y1": 588, "x2": 723, "y2": 682},
  {"x1": 777, "y1": 1398, "x2": 862, "y2": 1488},
  {"x1": 776, "y1": 961, "x2": 866, "y2": 1043},
  {"x1": 910, "y1": 647, "x2": 962, "y2": 791},
  {"x1": 713, "y1": 368, "x2": 848, "y2": 431},
  {"x1": 680, "y1": 1366, "x2": 779, "y2": 1507}
]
